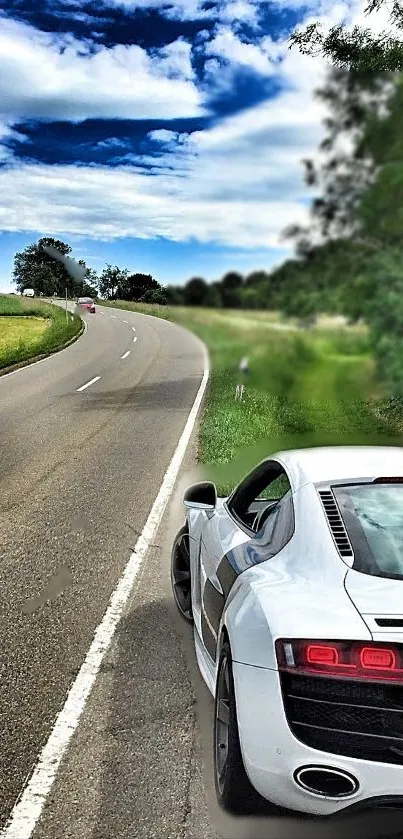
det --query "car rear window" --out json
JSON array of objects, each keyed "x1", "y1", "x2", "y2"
[
  {"x1": 333, "y1": 484, "x2": 403, "y2": 579},
  {"x1": 78, "y1": 297, "x2": 93, "y2": 303}
]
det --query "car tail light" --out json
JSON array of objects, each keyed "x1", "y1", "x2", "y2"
[
  {"x1": 306, "y1": 644, "x2": 339, "y2": 665},
  {"x1": 275, "y1": 639, "x2": 403, "y2": 682},
  {"x1": 360, "y1": 646, "x2": 396, "y2": 669}
]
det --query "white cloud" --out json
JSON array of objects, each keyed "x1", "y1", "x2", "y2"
[
  {"x1": 148, "y1": 129, "x2": 190, "y2": 147},
  {"x1": 148, "y1": 129, "x2": 179, "y2": 143},
  {"x1": 0, "y1": 0, "x2": 399, "y2": 250},
  {"x1": 205, "y1": 27, "x2": 276, "y2": 75},
  {"x1": 0, "y1": 17, "x2": 205, "y2": 121},
  {"x1": 0, "y1": 159, "x2": 311, "y2": 247},
  {"x1": 205, "y1": 0, "x2": 403, "y2": 83},
  {"x1": 153, "y1": 39, "x2": 194, "y2": 80},
  {"x1": 91, "y1": 0, "x2": 267, "y2": 23},
  {"x1": 0, "y1": 118, "x2": 29, "y2": 162},
  {"x1": 96, "y1": 137, "x2": 131, "y2": 149},
  {"x1": 0, "y1": 78, "x2": 324, "y2": 247},
  {"x1": 99, "y1": 0, "x2": 211, "y2": 20}
]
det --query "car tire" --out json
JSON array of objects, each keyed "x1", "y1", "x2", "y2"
[
  {"x1": 171, "y1": 524, "x2": 193, "y2": 623},
  {"x1": 214, "y1": 641, "x2": 270, "y2": 815}
]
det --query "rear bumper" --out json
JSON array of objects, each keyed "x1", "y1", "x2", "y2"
[{"x1": 232, "y1": 661, "x2": 403, "y2": 816}]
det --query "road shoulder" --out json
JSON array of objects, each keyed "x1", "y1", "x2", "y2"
[{"x1": 32, "y1": 438, "x2": 219, "y2": 839}]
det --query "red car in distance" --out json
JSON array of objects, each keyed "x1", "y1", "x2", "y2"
[{"x1": 77, "y1": 296, "x2": 95, "y2": 313}]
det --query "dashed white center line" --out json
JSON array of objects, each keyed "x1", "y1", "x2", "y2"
[
  {"x1": 131, "y1": 326, "x2": 136, "y2": 332},
  {"x1": 133, "y1": 336, "x2": 137, "y2": 343},
  {"x1": 121, "y1": 351, "x2": 131, "y2": 360},
  {"x1": 76, "y1": 376, "x2": 101, "y2": 392},
  {"x1": 111, "y1": 315, "x2": 117, "y2": 319},
  {"x1": 123, "y1": 320, "x2": 129, "y2": 324}
]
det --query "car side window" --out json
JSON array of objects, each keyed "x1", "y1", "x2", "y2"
[
  {"x1": 226, "y1": 460, "x2": 292, "y2": 531},
  {"x1": 256, "y1": 473, "x2": 291, "y2": 500},
  {"x1": 255, "y1": 490, "x2": 295, "y2": 557}
]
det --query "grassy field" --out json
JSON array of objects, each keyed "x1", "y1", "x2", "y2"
[
  {"x1": 0, "y1": 295, "x2": 82, "y2": 372},
  {"x1": 99, "y1": 301, "x2": 401, "y2": 493}
]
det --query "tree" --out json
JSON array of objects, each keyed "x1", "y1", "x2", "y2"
[
  {"x1": 165, "y1": 286, "x2": 185, "y2": 305},
  {"x1": 289, "y1": 0, "x2": 403, "y2": 72},
  {"x1": 99, "y1": 265, "x2": 128, "y2": 300},
  {"x1": 183, "y1": 277, "x2": 209, "y2": 306},
  {"x1": 239, "y1": 285, "x2": 266, "y2": 309},
  {"x1": 121, "y1": 273, "x2": 161, "y2": 302},
  {"x1": 276, "y1": 64, "x2": 403, "y2": 393},
  {"x1": 245, "y1": 271, "x2": 269, "y2": 287},
  {"x1": 13, "y1": 237, "x2": 73, "y2": 297},
  {"x1": 283, "y1": 67, "x2": 390, "y2": 252},
  {"x1": 140, "y1": 287, "x2": 168, "y2": 304},
  {"x1": 220, "y1": 272, "x2": 244, "y2": 308},
  {"x1": 203, "y1": 284, "x2": 222, "y2": 307},
  {"x1": 353, "y1": 77, "x2": 403, "y2": 249},
  {"x1": 78, "y1": 262, "x2": 98, "y2": 298}
]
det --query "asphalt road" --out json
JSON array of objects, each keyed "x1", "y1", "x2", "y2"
[
  {"x1": 2, "y1": 303, "x2": 403, "y2": 839},
  {"x1": 0, "y1": 303, "x2": 206, "y2": 834}
]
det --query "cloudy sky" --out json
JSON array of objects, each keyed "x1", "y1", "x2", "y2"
[{"x1": 0, "y1": 0, "x2": 388, "y2": 290}]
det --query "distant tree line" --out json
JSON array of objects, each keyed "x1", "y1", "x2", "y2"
[
  {"x1": 12, "y1": 238, "x2": 291, "y2": 311},
  {"x1": 165, "y1": 270, "x2": 287, "y2": 309},
  {"x1": 12, "y1": 240, "x2": 168, "y2": 305}
]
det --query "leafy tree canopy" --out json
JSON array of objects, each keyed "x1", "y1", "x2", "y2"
[
  {"x1": 13, "y1": 237, "x2": 72, "y2": 297},
  {"x1": 289, "y1": 0, "x2": 403, "y2": 72}
]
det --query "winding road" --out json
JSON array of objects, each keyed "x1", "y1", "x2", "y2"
[{"x1": 0, "y1": 304, "x2": 402, "y2": 839}]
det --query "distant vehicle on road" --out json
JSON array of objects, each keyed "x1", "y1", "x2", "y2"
[
  {"x1": 77, "y1": 296, "x2": 95, "y2": 313},
  {"x1": 171, "y1": 445, "x2": 403, "y2": 817},
  {"x1": 22, "y1": 288, "x2": 35, "y2": 297}
]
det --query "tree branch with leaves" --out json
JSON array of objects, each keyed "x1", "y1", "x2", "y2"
[{"x1": 289, "y1": 0, "x2": 403, "y2": 71}]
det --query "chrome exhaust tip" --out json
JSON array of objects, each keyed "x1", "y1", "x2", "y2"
[{"x1": 294, "y1": 765, "x2": 359, "y2": 799}]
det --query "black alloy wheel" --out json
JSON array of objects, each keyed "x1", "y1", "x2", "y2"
[{"x1": 171, "y1": 524, "x2": 193, "y2": 623}]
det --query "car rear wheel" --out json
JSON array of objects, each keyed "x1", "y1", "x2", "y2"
[
  {"x1": 171, "y1": 524, "x2": 193, "y2": 623},
  {"x1": 214, "y1": 641, "x2": 270, "y2": 815}
]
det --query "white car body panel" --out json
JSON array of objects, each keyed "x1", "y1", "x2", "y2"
[
  {"x1": 275, "y1": 445, "x2": 403, "y2": 491},
  {"x1": 232, "y1": 661, "x2": 403, "y2": 816},
  {"x1": 345, "y1": 567, "x2": 403, "y2": 619},
  {"x1": 182, "y1": 446, "x2": 403, "y2": 815}
]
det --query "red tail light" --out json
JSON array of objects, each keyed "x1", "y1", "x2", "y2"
[
  {"x1": 360, "y1": 646, "x2": 396, "y2": 670},
  {"x1": 275, "y1": 639, "x2": 403, "y2": 683},
  {"x1": 306, "y1": 644, "x2": 339, "y2": 665}
]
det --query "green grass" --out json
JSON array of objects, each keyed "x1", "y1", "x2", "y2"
[
  {"x1": 99, "y1": 301, "x2": 402, "y2": 494},
  {"x1": 0, "y1": 295, "x2": 82, "y2": 371},
  {"x1": 0, "y1": 295, "x2": 25, "y2": 315}
]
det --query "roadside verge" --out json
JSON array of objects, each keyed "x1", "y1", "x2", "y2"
[{"x1": 0, "y1": 296, "x2": 84, "y2": 377}]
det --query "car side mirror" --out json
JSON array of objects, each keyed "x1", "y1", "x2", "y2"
[{"x1": 184, "y1": 481, "x2": 217, "y2": 511}]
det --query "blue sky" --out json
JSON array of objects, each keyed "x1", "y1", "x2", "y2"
[{"x1": 0, "y1": 0, "x2": 366, "y2": 291}]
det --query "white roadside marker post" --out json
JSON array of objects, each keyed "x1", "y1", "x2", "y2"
[{"x1": 235, "y1": 356, "x2": 249, "y2": 401}]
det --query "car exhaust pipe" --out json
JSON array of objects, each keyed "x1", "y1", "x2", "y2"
[{"x1": 294, "y1": 766, "x2": 359, "y2": 799}]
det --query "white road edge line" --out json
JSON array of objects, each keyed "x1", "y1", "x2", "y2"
[
  {"x1": 1, "y1": 355, "x2": 209, "y2": 839},
  {"x1": 0, "y1": 354, "x2": 49, "y2": 381},
  {"x1": 121, "y1": 351, "x2": 131, "y2": 360},
  {"x1": 76, "y1": 375, "x2": 101, "y2": 392}
]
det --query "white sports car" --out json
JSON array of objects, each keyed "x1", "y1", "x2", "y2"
[{"x1": 171, "y1": 446, "x2": 403, "y2": 817}]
